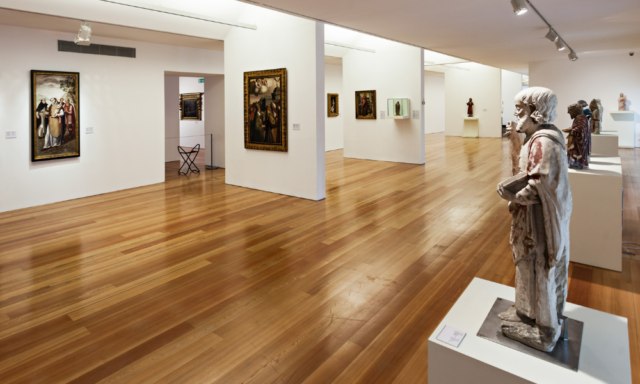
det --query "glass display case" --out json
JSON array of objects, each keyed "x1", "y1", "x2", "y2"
[{"x1": 387, "y1": 98, "x2": 410, "y2": 119}]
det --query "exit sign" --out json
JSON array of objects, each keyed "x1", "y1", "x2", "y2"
[{"x1": 198, "y1": 78, "x2": 204, "y2": 83}]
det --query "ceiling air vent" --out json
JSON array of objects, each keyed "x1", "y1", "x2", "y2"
[{"x1": 58, "y1": 40, "x2": 136, "y2": 58}]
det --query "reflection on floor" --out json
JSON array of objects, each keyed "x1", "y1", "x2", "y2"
[{"x1": 0, "y1": 133, "x2": 638, "y2": 383}]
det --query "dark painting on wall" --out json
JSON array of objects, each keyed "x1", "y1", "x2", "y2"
[
  {"x1": 180, "y1": 93, "x2": 202, "y2": 121},
  {"x1": 355, "y1": 90, "x2": 376, "y2": 119},
  {"x1": 31, "y1": 70, "x2": 80, "y2": 162},
  {"x1": 244, "y1": 68, "x2": 288, "y2": 152},
  {"x1": 328, "y1": 93, "x2": 339, "y2": 117}
]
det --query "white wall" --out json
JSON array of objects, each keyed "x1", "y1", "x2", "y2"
[
  {"x1": 501, "y1": 70, "x2": 523, "y2": 126},
  {"x1": 179, "y1": 77, "x2": 205, "y2": 149},
  {"x1": 325, "y1": 63, "x2": 344, "y2": 151},
  {"x1": 165, "y1": 75, "x2": 180, "y2": 162},
  {"x1": 343, "y1": 37, "x2": 425, "y2": 164},
  {"x1": 530, "y1": 55, "x2": 640, "y2": 146},
  {"x1": 424, "y1": 71, "x2": 445, "y2": 134},
  {"x1": 224, "y1": 7, "x2": 325, "y2": 200},
  {"x1": 445, "y1": 63, "x2": 502, "y2": 137},
  {"x1": 204, "y1": 75, "x2": 225, "y2": 168},
  {"x1": 0, "y1": 24, "x2": 223, "y2": 213}
]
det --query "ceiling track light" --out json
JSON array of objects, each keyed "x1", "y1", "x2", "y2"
[
  {"x1": 510, "y1": 0, "x2": 528, "y2": 15},
  {"x1": 511, "y1": 0, "x2": 577, "y2": 61},
  {"x1": 74, "y1": 21, "x2": 92, "y2": 46},
  {"x1": 545, "y1": 28, "x2": 558, "y2": 42}
]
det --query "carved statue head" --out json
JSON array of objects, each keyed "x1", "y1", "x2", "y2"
[
  {"x1": 514, "y1": 87, "x2": 558, "y2": 134},
  {"x1": 589, "y1": 99, "x2": 598, "y2": 112},
  {"x1": 620, "y1": 93, "x2": 624, "y2": 97},
  {"x1": 567, "y1": 103, "x2": 584, "y2": 119},
  {"x1": 578, "y1": 100, "x2": 588, "y2": 108}
]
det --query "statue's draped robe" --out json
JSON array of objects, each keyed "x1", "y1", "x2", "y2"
[
  {"x1": 591, "y1": 108, "x2": 601, "y2": 134},
  {"x1": 509, "y1": 125, "x2": 572, "y2": 334},
  {"x1": 567, "y1": 114, "x2": 589, "y2": 168}
]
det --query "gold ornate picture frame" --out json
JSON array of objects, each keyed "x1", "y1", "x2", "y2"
[
  {"x1": 180, "y1": 93, "x2": 202, "y2": 121},
  {"x1": 244, "y1": 68, "x2": 288, "y2": 152},
  {"x1": 31, "y1": 70, "x2": 81, "y2": 162},
  {"x1": 355, "y1": 90, "x2": 376, "y2": 120},
  {"x1": 328, "y1": 93, "x2": 339, "y2": 117}
]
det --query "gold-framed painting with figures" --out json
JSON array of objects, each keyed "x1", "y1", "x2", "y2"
[
  {"x1": 244, "y1": 68, "x2": 288, "y2": 152},
  {"x1": 328, "y1": 93, "x2": 339, "y2": 117},
  {"x1": 180, "y1": 93, "x2": 203, "y2": 121},
  {"x1": 355, "y1": 90, "x2": 376, "y2": 120},
  {"x1": 31, "y1": 70, "x2": 80, "y2": 162}
]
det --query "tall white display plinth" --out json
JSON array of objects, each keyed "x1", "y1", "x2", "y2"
[
  {"x1": 462, "y1": 117, "x2": 479, "y2": 138},
  {"x1": 609, "y1": 111, "x2": 638, "y2": 148},
  {"x1": 568, "y1": 157, "x2": 622, "y2": 271},
  {"x1": 591, "y1": 132, "x2": 619, "y2": 157},
  {"x1": 429, "y1": 278, "x2": 631, "y2": 384}
]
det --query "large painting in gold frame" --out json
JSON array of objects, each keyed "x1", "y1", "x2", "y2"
[
  {"x1": 180, "y1": 93, "x2": 202, "y2": 121},
  {"x1": 355, "y1": 90, "x2": 376, "y2": 120},
  {"x1": 244, "y1": 68, "x2": 287, "y2": 152},
  {"x1": 31, "y1": 70, "x2": 80, "y2": 162}
]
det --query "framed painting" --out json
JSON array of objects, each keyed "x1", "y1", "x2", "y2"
[
  {"x1": 328, "y1": 93, "x2": 339, "y2": 117},
  {"x1": 31, "y1": 70, "x2": 80, "y2": 162},
  {"x1": 355, "y1": 90, "x2": 376, "y2": 119},
  {"x1": 244, "y1": 68, "x2": 287, "y2": 152},
  {"x1": 180, "y1": 93, "x2": 202, "y2": 121}
]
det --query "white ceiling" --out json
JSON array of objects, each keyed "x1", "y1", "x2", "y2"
[
  {"x1": 0, "y1": 8, "x2": 224, "y2": 50},
  {"x1": 240, "y1": 0, "x2": 640, "y2": 73}
]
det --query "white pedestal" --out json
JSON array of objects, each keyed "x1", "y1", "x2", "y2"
[
  {"x1": 591, "y1": 132, "x2": 619, "y2": 157},
  {"x1": 568, "y1": 157, "x2": 622, "y2": 271},
  {"x1": 609, "y1": 111, "x2": 638, "y2": 148},
  {"x1": 463, "y1": 117, "x2": 479, "y2": 138},
  {"x1": 428, "y1": 278, "x2": 631, "y2": 384}
]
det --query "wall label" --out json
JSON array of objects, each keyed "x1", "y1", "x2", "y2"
[
  {"x1": 5, "y1": 131, "x2": 17, "y2": 139},
  {"x1": 436, "y1": 325, "x2": 466, "y2": 348}
]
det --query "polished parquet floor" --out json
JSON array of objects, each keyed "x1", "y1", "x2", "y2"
[{"x1": 1, "y1": 134, "x2": 639, "y2": 383}]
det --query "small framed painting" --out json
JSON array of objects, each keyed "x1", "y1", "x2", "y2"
[
  {"x1": 355, "y1": 90, "x2": 376, "y2": 119},
  {"x1": 180, "y1": 93, "x2": 203, "y2": 121},
  {"x1": 31, "y1": 70, "x2": 80, "y2": 162},
  {"x1": 328, "y1": 93, "x2": 339, "y2": 117},
  {"x1": 244, "y1": 68, "x2": 288, "y2": 152}
]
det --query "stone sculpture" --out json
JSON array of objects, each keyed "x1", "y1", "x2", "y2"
[
  {"x1": 563, "y1": 103, "x2": 589, "y2": 169},
  {"x1": 589, "y1": 99, "x2": 601, "y2": 134},
  {"x1": 504, "y1": 121, "x2": 524, "y2": 176},
  {"x1": 618, "y1": 93, "x2": 627, "y2": 111},
  {"x1": 578, "y1": 100, "x2": 592, "y2": 157},
  {"x1": 467, "y1": 98, "x2": 474, "y2": 117},
  {"x1": 596, "y1": 99, "x2": 604, "y2": 131},
  {"x1": 395, "y1": 101, "x2": 401, "y2": 116},
  {"x1": 497, "y1": 87, "x2": 573, "y2": 352}
]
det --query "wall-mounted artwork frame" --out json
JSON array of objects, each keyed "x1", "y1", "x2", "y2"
[
  {"x1": 355, "y1": 90, "x2": 376, "y2": 120},
  {"x1": 31, "y1": 70, "x2": 80, "y2": 162},
  {"x1": 244, "y1": 68, "x2": 288, "y2": 152},
  {"x1": 180, "y1": 92, "x2": 203, "y2": 121},
  {"x1": 328, "y1": 93, "x2": 339, "y2": 117}
]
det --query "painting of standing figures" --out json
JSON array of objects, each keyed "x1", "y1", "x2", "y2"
[
  {"x1": 355, "y1": 90, "x2": 376, "y2": 119},
  {"x1": 31, "y1": 70, "x2": 80, "y2": 162},
  {"x1": 244, "y1": 68, "x2": 287, "y2": 152}
]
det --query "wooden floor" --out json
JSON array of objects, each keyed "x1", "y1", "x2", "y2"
[{"x1": 0, "y1": 133, "x2": 638, "y2": 383}]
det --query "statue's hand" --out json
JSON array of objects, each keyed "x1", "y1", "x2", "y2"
[{"x1": 497, "y1": 185, "x2": 516, "y2": 201}]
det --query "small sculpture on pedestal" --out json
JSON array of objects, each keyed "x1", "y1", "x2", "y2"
[
  {"x1": 618, "y1": 93, "x2": 627, "y2": 111},
  {"x1": 563, "y1": 103, "x2": 589, "y2": 170},
  {"x1": 395, "y1": 101, "x2": 401, "y2": 116},
  {"x1": 596, "y1": 99, "x2": 604, "y2": 131},
  {"x1": 589, "y1": 99, "x2": 601, "y2": 134},
  {"x1": 578, "y1": 100, "x2": 592, "y2": 157},
  {"x1": 467, "y1": 98, "x2": 474, "y2": 117},
  {"x1": 497, "y1": 87, "x2": 573, "y2": 352}
]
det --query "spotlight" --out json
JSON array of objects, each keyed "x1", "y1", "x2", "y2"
[
  {"x1": 74, "y1": 21, "x2": 92, "y2": 46},
  {"x1": 510, "y1": 0, "x2": 528, "y2": 15},
  {"x1": 568, "y1": 51, "x2": 578, "y2": 61},
  {"x1": 555, "y1": 39, "x2": 567, "y2": 52},
  {"x1": 545, "y1": 28, "x2": 559, "y2": 42}
]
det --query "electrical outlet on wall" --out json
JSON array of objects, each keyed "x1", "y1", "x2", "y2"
[
  {"x1": 5, "y1": 131, "x2": 17, "y2": 139},
  {"x1": 292, "y1": 124, "x2": 300, "y2": 130}
]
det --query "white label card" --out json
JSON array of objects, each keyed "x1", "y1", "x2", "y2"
[{"x1": 436, "y1": 325, "x2": 466, "y2": 348}]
